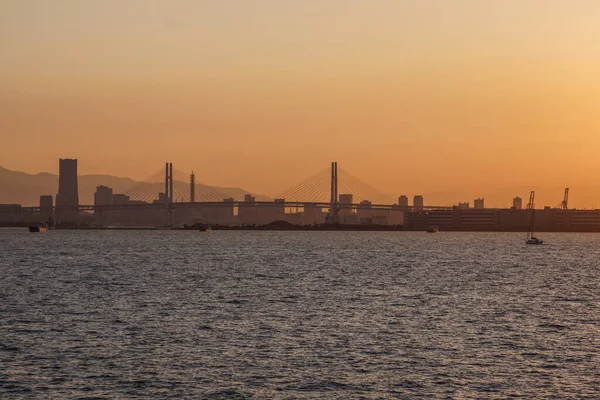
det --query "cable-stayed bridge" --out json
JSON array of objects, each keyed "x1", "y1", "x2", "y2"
[
  {"x1": 115, "y1": 162, "x2": 397, "y2": 205},
  {"x1": 21, "y1": 162, "x2": 451, "y2": 227}
]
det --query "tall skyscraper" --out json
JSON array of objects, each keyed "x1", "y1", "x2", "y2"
[
  {"x1": 56, "y1": 158, "x2": 79, "y2": 223},
  {"x1": 474, "y1": 198, "x2": 485, "y2": 209}
]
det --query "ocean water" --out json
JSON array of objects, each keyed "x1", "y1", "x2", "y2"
[{"x1": 1, "y1": 229, "x2": 599, "y2": 399}]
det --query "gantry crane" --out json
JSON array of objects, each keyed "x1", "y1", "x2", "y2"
[
  {"x1": 561, "y1": 188, "x2": 569, "y2": 210},
  {"x1": 526, "y1": 191, "x2": 535, "y2": 209}
]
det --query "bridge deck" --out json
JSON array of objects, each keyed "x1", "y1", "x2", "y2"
[{"x1": 16, "y1": 202, "x2": 452, "y2": 213}]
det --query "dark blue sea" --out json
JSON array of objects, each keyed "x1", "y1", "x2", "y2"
[{"x1": 1, "y1": 229, "x2": 599, "y2": 399}]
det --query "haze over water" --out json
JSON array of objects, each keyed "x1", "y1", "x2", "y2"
[
  {"x1": 2, "y1": 1, "x2": 600, "y2": 200},
  {"x1": 2, "y1": 229, "x2": 599, "y2": 398}
]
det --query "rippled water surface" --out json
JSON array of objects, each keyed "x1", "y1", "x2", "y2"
[{"x1": 1, "y1": 229, "x2": 600, "y2": 399}]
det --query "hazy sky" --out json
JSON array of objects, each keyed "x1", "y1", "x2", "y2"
[{"x1": 1, "y1": 0, "x2": 599, "y2": 200}]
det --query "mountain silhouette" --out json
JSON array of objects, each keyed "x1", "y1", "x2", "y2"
[
  {"x1": 2, "y1": 165, "x2": 599, "y2": 209},
  {"x1": 0, "y1": 166, "x2": 270, "y2": 206}
]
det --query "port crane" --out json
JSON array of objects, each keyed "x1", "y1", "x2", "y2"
[
  {"x1": 554, "y1": 188, "x2": 569, "y2": 209},
  {"x1": 561, "y1": 188, "x2": 569, "y2": 210},
  {"x1": 526, "y1": 191, "x2": 535, "y2": 209}
]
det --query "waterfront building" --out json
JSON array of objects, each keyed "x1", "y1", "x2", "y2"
[
  {"x1": 512, "y1": 197, "x2": 523, "y2": 210},
  {"x1": 413, "y1": 195, "x2": 424, "y2": 210},
  {"x1": 94, "y1": 186, "x2": 113, "y2": 206},
  {"x1": 339, "y1": 194, "x2": 354, "y2": 215}
]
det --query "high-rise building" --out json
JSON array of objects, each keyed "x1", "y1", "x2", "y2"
[
  {"x1": 94, "y1": 185, "x2": 113, "y2": 207},
  {"x1": 413, "y1": 195, "x2": 424, "y2": 210},
  {"x1": 56, "y1": 158, "x2": 79, "y2": 223},
  {"x1": 513, "y1": 197, "x2": 523, "y2": 210},
  {"x1": 357, "y1": 200, "x2": 372, "y2": 218},
  {"x1": 458, "y1": 202, "x2": 470, "y2": 209},
  {"x1": 474, "y1": 198, "x2": 484, "y2": 209},
  {"x1": 398, "y1": 195, "x2": 409, "y2": 208},
  {"x1": 339, "y1": 194, "x2": 354, "y2": 215},
  {"x1": 40, "y1": 195, "x2": 53, "y2": 222}
]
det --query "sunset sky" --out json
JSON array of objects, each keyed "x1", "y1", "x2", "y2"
[{"x1": 1, "y1": 0, "x2": 599, "y2": 201}]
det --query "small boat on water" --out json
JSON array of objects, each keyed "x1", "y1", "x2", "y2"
[
  {"x1": 199, "y1": 223, "x2": 211, "y2": 232},
  {"x1": 29, "y1": 223, "x2": 48, "y2": 233},
  {"x1": 525, "y1": 191, "x2": 543, "y2": 245},
  {"x1": 526, "y1": 236, "x2": 543, "y2": 245},
  {"x1": 426, "y1": 226, "x2": 438, "y2": 233}
]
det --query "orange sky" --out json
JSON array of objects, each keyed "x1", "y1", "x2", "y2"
[{"x1": 1, "y1": 0, "x2": 599, "y2": 201}]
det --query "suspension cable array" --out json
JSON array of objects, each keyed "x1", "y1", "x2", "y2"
[
  {"x1": 338, "y1": 167, "x2": 394, "y2": 204},
  {"x1": 275, "y1": 168, "x2": 331, "y2": 203},
  {"x1": 121, "y1": 162, "x2": 393, "y2": 205},
  {"x1": 171, "y1": 168, "x2": 230, "y2": 203},
  {"x1": 274, "y1": 166, "x2": 393, "y2": 204},
  {"x1": 123, "y1": 168, "x2": 166, "y2": 203}
]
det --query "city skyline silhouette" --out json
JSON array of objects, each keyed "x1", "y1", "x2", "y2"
[{"x1": 4, "y1": 159, "x2": 600, "y2": 209}]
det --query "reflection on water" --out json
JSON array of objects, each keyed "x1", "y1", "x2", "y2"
[{"x1": 1, "y1": 229, "x2": 599, "y2": 398}]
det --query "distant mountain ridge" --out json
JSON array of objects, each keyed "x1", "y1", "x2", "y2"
[
  {"x1": 0, "y1": 166, "x2": 270, "y2": 206},
  {"x1": 2, "y1": 165, "x2": 599, "y2": 209}
]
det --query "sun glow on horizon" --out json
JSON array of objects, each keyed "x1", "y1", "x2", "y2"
[{"x1": 1, "y1": 0, "x2": 599, "y2": 206}]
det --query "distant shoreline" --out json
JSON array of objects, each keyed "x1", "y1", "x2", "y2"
[{"x1": 3, "y1": 222, "x2": 600, "y2": 233}]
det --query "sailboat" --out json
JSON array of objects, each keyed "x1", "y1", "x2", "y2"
[{"x1": 525, "y1": 190, "x2": 543, "y2": 245}]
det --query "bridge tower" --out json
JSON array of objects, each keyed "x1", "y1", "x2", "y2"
[
  {"x1": 190, "y1": 171, "x2": 196, "y2": 203},
  {"x1": 169, "y1": 163, "x2": 174, "y2": 205},
  {"x1": 164, "y1": 162, "x2": 174, "y2": 227},
  {"x1": 328, "y1": 161, "x2": 339, "y2": 223}
]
